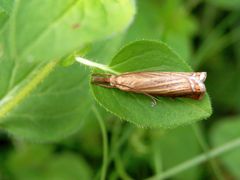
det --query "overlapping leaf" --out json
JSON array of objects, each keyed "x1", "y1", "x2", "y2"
[
  {"x1": 0, "y1": 0, "x2": 135, "y2": 141},
  {"x1": 2, "y1": 0, "x2": 135, "y2": 62}
]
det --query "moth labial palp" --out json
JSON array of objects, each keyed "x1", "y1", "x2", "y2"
[{"x1": 91, "y1": 72, "x2": 207, "y2": 103}]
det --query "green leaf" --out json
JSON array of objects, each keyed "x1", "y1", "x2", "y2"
[
  {"x1": 3, "y1": 0, "x2": 135, "y2": 62},
  {"x1": 91, "y1": 40, "x2": 212, "y2": 128},
  {"x1": 0, "y1": 58, "x2": 92, "y2": 142},
  {"x1": 207, "y1": 0, "x2": 240, "y2": 10},
  {"x1": 0, "y1": 0, "x2": 135, "y2": 142},
  {"x1": 210, "y1": 116, "x2": 240, "y2": 178}
]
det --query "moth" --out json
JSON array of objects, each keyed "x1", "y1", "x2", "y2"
[{"x1": 92, "y1": 72, "x2": 206, "y2": 104}]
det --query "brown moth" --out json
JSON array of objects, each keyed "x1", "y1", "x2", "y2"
[{"x1": 92, "y1": 72, "x2": 207, "y2": 102}]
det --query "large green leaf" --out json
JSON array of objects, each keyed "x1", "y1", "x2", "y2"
[
  {"x1": 91, "y1": 40, "x2": 212, "y2": 128},
  {"x1": 0, "y1": 59, "x2": 92, "y2": 142},
  {"x1": 2, "y1": 0, "x2": 135, "y2": 62},
  {"x1": 0, "y1": 0, "x2": 135, "y2": 142},
  {"x1": 210, "y1": 116, "x2": 240, "y2": 178}
]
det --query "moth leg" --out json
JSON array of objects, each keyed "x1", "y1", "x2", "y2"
[
  {"x1": 113, "y1": 82, "x2": 159, "y2": 106},
  {"x1": 143, "y1": 93, "x2": 159, "y2": 107}
]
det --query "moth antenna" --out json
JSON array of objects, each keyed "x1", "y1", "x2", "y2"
[
  {"x1": 92, "y1": 73, "x2": 112, "y2": 77},
  {"x1": 143, "y1": 93, "x2": 159, "y2": 107},
  {"x1": 91, "y1": 76, "x2": 111, "y2": 84}
]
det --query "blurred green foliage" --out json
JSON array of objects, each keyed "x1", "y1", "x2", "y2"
[{"x1": 1, "y1": 0, "x2": 240, "y2": 179}]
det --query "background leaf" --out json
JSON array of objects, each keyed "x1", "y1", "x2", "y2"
[
  {"x1": 0, "y1": 59, "x2": 92, "y2": 142},
  {"x1": 91, "y1": 40, "x2": 212, "y2": 128},
  {"x1": 0, "y1": 0, "x2": 135, "y2": 142},
  {"x1": 210, "y1": 116, "x2": 240, "y2": 178},
  {"x1": 2, "y1": 0, "x2": 135, "y2": 62}
]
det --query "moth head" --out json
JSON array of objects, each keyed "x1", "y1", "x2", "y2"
[
  {"x1": 91, "y1": 74, "x2": 111, "y2": 84},
  {"x1": 91, "y1": 73, "x2": 117, "y2": 88}
]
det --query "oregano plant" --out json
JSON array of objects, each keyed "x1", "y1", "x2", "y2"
[{"x1": 1, "y1": 1, "x2": 240, "y2": 180}]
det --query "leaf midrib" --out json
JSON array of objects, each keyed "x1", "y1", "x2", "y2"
[
  {"x1": 0, "y1": 61, "x2": 58, "y2": 122},
  {"x1": 0, "y1": 0, "x2": 84, "y2": 121}
]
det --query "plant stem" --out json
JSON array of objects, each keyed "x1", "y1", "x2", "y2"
[
  {"x1": 192, "y1": 124, "x2": 224, "y2": 180},
  {"x1": 146, "y1": 137, "x2": 240, "y2": 180},
  {"x1": 92, "y1": 106, "x2": 109, "y2": 180},
  {"x1": 95, "y1": 123, "x2": 133, "y2": 179},
  {"x1": 75, "y1": 56, "x2": 119, "y2": 74},
  {"x1": 152, "y1": 142, "x2": 163, "y2": 174},
  {"x1": 109, "y1": 125, "x2": 133, "y2": 161},
  {"x1": 0, "y1": 61, "x2": 58, "y2": 121},
  {"x1": 114, "y1": 151, "x2": 133, "y2": 180}
]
